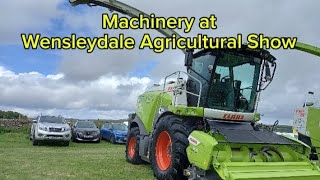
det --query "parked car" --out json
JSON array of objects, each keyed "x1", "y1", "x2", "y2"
[
  {"x1": 71, "y1": 120, "x2": 100, "y2": 143},
  {"x1": 100, "y1": 122, "x2": 128, "y2": 144},
  {"x1": 30, "y1": 115, "x2": 71, "y2": 146}
]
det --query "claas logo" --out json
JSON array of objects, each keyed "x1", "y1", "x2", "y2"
[
  {"x1": 223, "y1": 114, "x2": 244, "y2": 120},
  {"x1": 167, "y1": 86, "x2": 174, "y2": 92},
  {"x1": 188, "y1": 136, "x2": 200, "y2": 146},
  {"x1": 295, "y1": 109, "x2": 305, "y2": 117}
]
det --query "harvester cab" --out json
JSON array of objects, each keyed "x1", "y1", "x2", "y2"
[
  {"x1": 184, "y1": 47, "x2": 275, "y2": 114},
  {"x1": 69, "y1": 0, "x2": 320, "y2": 179}
]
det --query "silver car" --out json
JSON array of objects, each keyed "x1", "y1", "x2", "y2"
[{"x1": 30, "y1": 115, "x2": 71, "y2": 146}]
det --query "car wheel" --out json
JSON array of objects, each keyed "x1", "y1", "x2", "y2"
[
  {"x1": 72, "y1": 135, "x2": 77, "y2": 142},
  {"x1": 63, "y1": 141, "x2": 70, "y2": 146},
  {"x1": 110, "y1": 136, "x2": 116, "y2": 144},
  {"x1": 32, "y1": 134, "x2": 38, "y2": 146}
]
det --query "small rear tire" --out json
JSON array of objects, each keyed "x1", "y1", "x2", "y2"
[{"x1": 126, "y1": 127, "x2": 143, "y2": 164}]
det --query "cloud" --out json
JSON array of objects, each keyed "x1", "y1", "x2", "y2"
[
  {"x1": 0, "y1": 66, "x2": 151, "y2": 119},
  {"x1": 0, "y1": 0, "x2": 64, "y2": 44}
]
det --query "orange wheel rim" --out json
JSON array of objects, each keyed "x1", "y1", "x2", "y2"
[
  {"x1": 156, "y1": 131, "x2": 172, "y2": 171},
  {"x1": 128, "y1": 137, "x2": 136, "y2": 158}
]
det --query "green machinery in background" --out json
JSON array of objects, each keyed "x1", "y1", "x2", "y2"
[
  {"x1": 69, "y1": 0, "x2": 320, "y2": 179},
  {"x1": 293, "y1": 92, "x2": 320, "y2": 164}
]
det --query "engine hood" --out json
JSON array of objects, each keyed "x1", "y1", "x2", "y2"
[{"x1": 76, "y1": 128, "x2": 99, "y2": 132}]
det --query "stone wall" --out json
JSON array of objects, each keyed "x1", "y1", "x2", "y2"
[{"x1": 0, "y1": 119, "x2": 32, "y2": 128}]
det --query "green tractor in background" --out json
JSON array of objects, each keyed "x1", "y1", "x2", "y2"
[{"x1": 69, "y1": 0, "x2": 320, "y2": 179}]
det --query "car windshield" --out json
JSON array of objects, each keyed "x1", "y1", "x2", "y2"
[
  {"x1": 112, "y1": 124, "x2": 128, "y2": 131},
  {"x1": 40, "y1": 116, "x2": 65, "y2": 123},
  {"x1": 76, "y1": 121, "x2": 97, "y2": 128}
]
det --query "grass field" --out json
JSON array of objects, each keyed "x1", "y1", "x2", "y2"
[{"x1": 0, "y1": 132, "x2": 155, "y2": 180}]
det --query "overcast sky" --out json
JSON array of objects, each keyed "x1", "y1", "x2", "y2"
[{"x1": 0, "y1": 0, "x2": 319, "y2": 124}]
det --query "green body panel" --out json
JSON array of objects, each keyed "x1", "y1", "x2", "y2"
[
  {"x1": 306, "y1": 107, "x2": 320, "y2": 151},
  {"x1": 186, "y1": 131, "x2": 218, "y2": 170},
  {"x1": 136, "y1": 91, "x2": 172, "y2": 133},
  {"x1": 187, "y1": 131, "x2": 320, "y2": 179},
  {"x1": 168, "y1": 105, "x2": 204, "y2": 117},
  {"x1": 217, "y1": 162, "x2": 320, "y2": 180},
  {"x1": 136, "y1": 90, "x2": 205, "y2": 133}
]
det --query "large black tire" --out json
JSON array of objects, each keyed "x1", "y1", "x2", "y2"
[
  {"x1": 126, "y1": 127, "x2": 143, "y2": 164},
  {"x1": 150, "y1": 115, "x2": 190, "y2": 180}
]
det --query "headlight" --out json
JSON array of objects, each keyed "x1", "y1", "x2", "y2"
[
  {"x1": 39, "y1": 125, "x2": 48, "y2": 131},
  {"x1": 62, "y1": 127, "x2": 71, "y2": 132}
]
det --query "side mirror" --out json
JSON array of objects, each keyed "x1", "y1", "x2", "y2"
[
  {"x1": 305, "y1": 102, "x2": 314, "y2": 106},
  {"x1": 32, "y1": 120, "x2": 37, "y2": 123},
  {"x1": 184, "y1": 49, "x2": 194, "y2": 67},
  {"x1": 265, "y1": 62, "x2": 271, "y2": 80}
]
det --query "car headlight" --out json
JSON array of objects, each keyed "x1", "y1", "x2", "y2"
[
  {"x1": 62, "y1": 127, "x2": 71, "y2": 132},
  {"x1": 39, "y1": 125, "x2": 48, "y2": 131}
]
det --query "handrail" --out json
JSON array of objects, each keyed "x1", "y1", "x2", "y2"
[{"x1": 163, "y1": 71, "x2": 202, "y2": 107}]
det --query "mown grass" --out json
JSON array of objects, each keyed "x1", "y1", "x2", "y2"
[
  {"x1": 0, "y1": 126, "x2": 30, "y2": 134},
  {"x1": 0, "y1": 132, "x2": 155, "y2": 180}
]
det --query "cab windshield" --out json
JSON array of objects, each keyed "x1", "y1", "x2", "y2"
[{"x1": 189, "y1": 51, "x2": 261, "y2": 112}]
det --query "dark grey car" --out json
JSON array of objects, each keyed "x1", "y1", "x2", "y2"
[{"x1": 71, "y1": 120, "x2": 100, "y2": 143}]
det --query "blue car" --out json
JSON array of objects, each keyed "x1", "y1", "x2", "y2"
[{"x1": 100, "y1": 122, "x2": 128, "y2": 144}]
